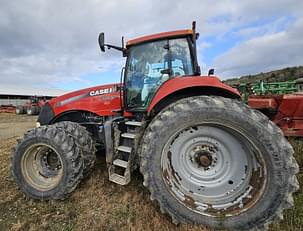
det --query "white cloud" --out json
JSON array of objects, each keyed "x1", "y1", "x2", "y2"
[
  {"x1": 214, "y1": 18, "x2": 303, "y2": 78},
  {"x1": 0, "y1": 0, "x2": 302, "y2": 90},
  {"x1": 234, "y1": 17, "x2": 292, "y2": 40}
]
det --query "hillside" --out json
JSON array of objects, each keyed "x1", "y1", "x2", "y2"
[{"x1": 224, "y1": 66, "x2": 303, "y2": 85}]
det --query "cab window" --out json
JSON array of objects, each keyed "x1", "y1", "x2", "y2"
[{"x1": 125, "y1": 38, "x2": 193, "y2": 109}]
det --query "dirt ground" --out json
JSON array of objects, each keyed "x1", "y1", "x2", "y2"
[
  {"x1": 0, "y1": 113, "x2": 302, "y2": 231},
  {"x1": 0, "y1": 114, "x2": 37, "y2": 140}
]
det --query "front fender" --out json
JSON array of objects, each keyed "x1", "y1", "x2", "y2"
[{"x1": 37, "y1": 102, "x2": 55, "y2": 125}]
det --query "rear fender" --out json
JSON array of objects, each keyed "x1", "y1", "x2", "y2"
[{"x1": 147, "y1": 76, "x2": 240, "y2": 116}]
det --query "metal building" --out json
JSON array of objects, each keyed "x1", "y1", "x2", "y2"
[{"x1": 0, "y1": 85, "x2": 67, "y2": 106}]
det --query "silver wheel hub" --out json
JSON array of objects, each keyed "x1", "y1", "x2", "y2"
[
  {"x1": 161, "y1": 124, "x2": 266, "y2": 217},
  {"x1": 39, "y1": 149, "x2": 62, "y2": 177},
  {"x1": 21, "y1": 143, "x2": 63, "y2": 191}
]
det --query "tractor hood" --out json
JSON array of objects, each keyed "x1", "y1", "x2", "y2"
[{"x1": 38, "y1": 83, "x2": 122, "y2": 125}]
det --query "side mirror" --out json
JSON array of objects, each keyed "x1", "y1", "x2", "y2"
[
  {"x1": 208, "y1": 68, "x2": 215, "y2": 76},
  {"x1": 98, "y1": 33, "x2": 105, "y2": 52}
]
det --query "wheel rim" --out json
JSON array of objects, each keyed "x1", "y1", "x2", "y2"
[
  {"x1": 161, "y1": 123, "x2": 267, "y2": 217},
  {"x1": 21, "y1": 143, "x2": 63, "y2": 191}
]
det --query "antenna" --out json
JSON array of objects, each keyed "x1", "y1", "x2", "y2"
[{"x1": 192, "y1": 21, "x2": 196, "y2": 33}]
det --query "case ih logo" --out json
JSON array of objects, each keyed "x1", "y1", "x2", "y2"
[{"x1": 89, "y1": 88, "x2": 113, "y2": 96}]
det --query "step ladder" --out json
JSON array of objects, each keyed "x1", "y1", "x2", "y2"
[{"x1": 108, "y1": 120, "x2": 143, "y2": 185}]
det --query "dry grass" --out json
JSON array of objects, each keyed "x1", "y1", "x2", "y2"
[
  {"x1": 0, "y1": 137, "x2": 208, "y2": 231},
  {"x1": 269, "y1": 138, "x2": 303, "y2": 231},
  {"x1": 0, "y1": 113, "x2": 302, "y2": 231}
]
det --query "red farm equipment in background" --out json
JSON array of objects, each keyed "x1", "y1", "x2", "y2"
[
  {"x1": 232, "y1": 80, "x2": 303, "y2": 137},
  {"x1": 249, "y1": 94, "x2": 303, "y2": 137},
  {"x1": 16, "y1": 96, "x2": 47, "y2": 115},
  {"x1": 0, "y1": 104, "x2": 16, "y2": 113}
]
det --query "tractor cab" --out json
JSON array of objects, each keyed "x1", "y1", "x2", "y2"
[{"x1": 99, "y1": 22, "x2": 200, "y2": 111}]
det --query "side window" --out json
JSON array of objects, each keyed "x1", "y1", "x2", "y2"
[
  {"x1": 170, "y1": 38, "x2": 194, "y2": 76},
  {"x1": 125, "y1": 40, "x2": 168, "y2": 108},
  {"x1": 171, "y1": 59, "x2": 185, "y2": 76}
]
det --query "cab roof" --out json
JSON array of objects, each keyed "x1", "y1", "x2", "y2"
[{"x1": 126, "y1": 29, "x2": 193, "y2": 47}]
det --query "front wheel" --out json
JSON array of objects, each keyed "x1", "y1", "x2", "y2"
[
  {"x1": 140, "y1": 96, "x2": 299, "y2": 230},
  {"x1": 11, "y1": 126, "x2": 83, "y2": 200},
  {"x1": 52, "y1": 121, "x2": 96, "y2": 178}
]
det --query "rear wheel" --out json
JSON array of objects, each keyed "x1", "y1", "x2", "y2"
[
  {"x1": 27, "y1": 106, "x2": 34, "y2": 115},
  {"x1": 140, "y1": 96, "x2": 299, "y2": 230},
  {"x1": 11, "y1": 126, "x2": 83, "y2": 200},
  {"x1": 26, "y1": 106, "x2": 40, "y2": 115},
  {"x1": 16, "y1": 106, "x2": 25, "y2": 114}
]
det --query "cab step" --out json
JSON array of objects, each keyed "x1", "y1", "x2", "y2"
[
  {"x1": 108, "y1": 119, "x2": 144, "y2": 186},
  {"x1": 121, "y1": 133, "x2": 136, "y2": 139},
  {"x1": 113, "y1": 159, "x2": 128, "y2": 168},
  {"x1": 125, "y1": 121, "x2": 143, "y2": 126},
  {"x1": 109, "y1": 173, "x2": 129, "y2": 185},
  {"x1": 117, "y1": 145, "x2": 132, "y2": 153}
]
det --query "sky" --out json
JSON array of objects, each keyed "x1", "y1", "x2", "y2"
[{"x1": 0, "y1": 0, "x2": 303, "y2": 93}]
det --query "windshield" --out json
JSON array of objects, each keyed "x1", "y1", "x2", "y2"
[{"x1": 125, "y1": 37, "x2": 193, "y2": 109}]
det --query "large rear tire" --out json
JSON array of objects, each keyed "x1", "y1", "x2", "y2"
[
  {"x1": 140, "y1": 96, "x2": 299, "y2": 230},
  {"x1": 11, "y1": 126, "x2": 83, "y2": 200},
  {"x1": 52, "y1": 121, "x2": 96, "y2": 178}
]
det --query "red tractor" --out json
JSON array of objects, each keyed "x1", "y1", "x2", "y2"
[
  {"x1": 16, "y1": 96, "x2": 46, "y2": 115},
  {"x1": 11, "y1": 22, "x2": 299, "y2": 230}
]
